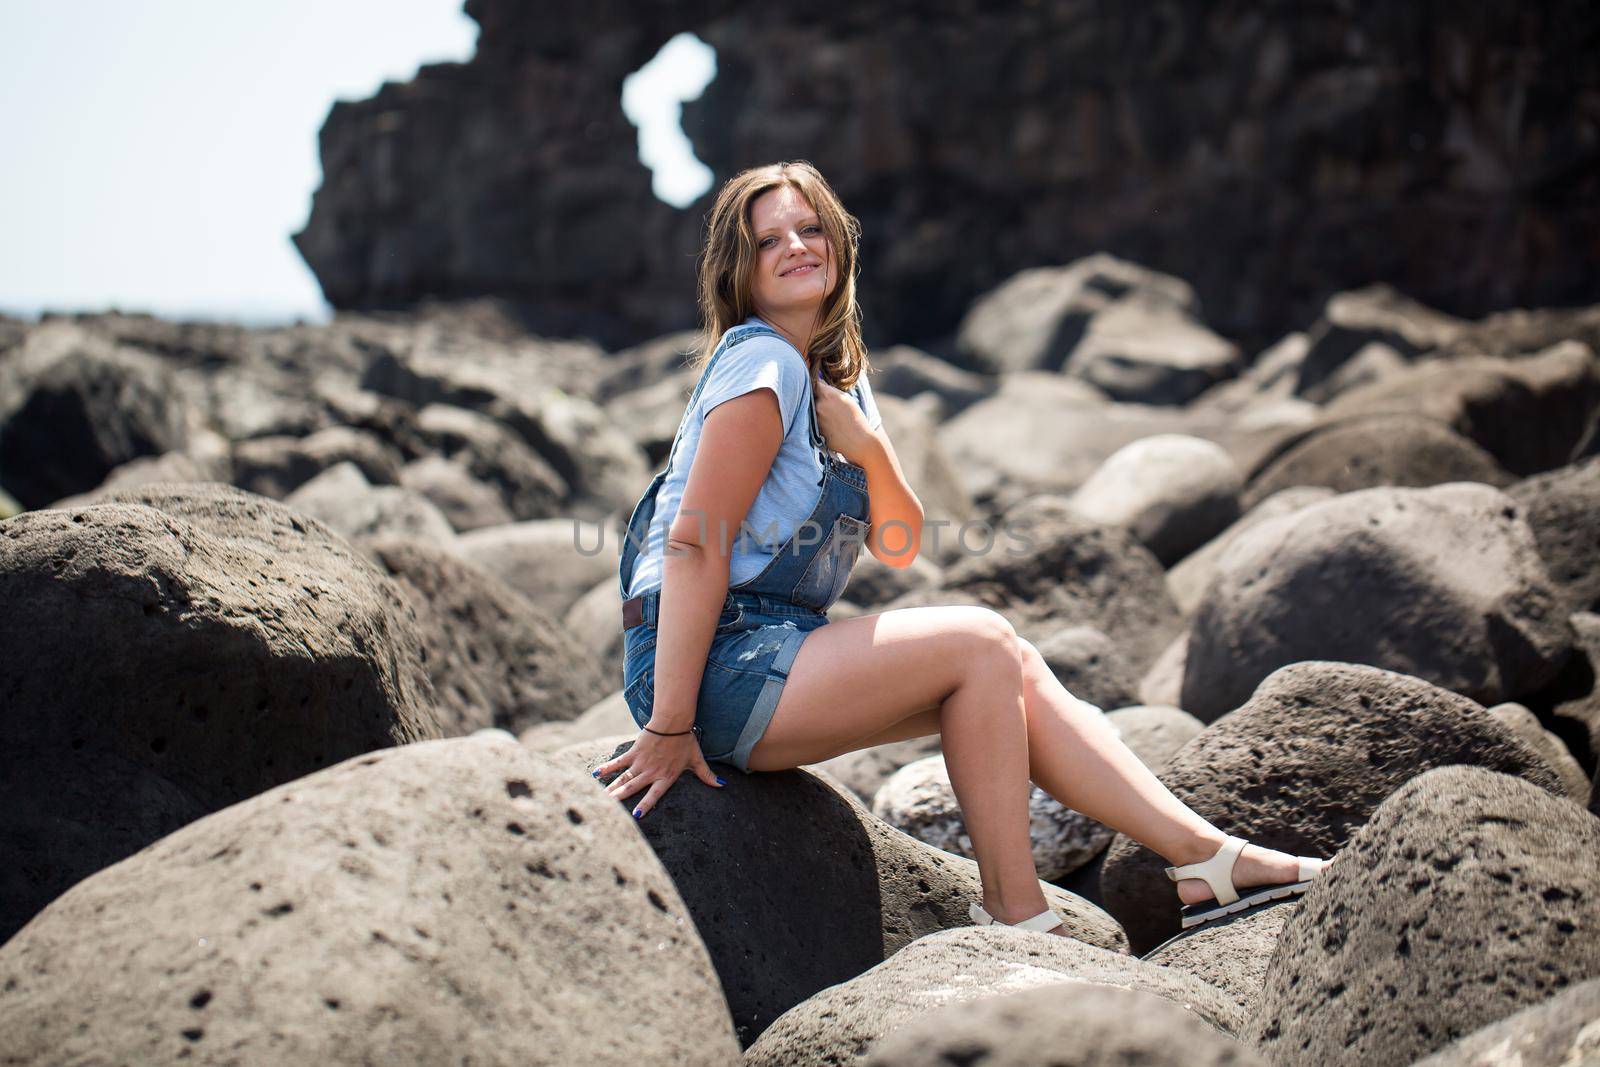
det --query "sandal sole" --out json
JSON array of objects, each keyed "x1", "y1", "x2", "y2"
[{"x1": 1178, "y1": 878, "x2": 1314, "y2": 930}]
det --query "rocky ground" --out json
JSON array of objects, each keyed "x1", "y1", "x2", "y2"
[{"x1": 1, "y1": 254, "x2": 1598, "y2": 1064}]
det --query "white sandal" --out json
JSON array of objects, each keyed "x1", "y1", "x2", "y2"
[
  {"x1": 968, "y1": 901, "x2": 1064, "y2": 934},
  {"x1": 1165, "y1": 834, "x2": 1329, "y2": 930}
]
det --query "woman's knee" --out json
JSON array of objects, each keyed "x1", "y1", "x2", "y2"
[{"x1": 959, "y1": 607, "x2": 1025, "y2": 674}]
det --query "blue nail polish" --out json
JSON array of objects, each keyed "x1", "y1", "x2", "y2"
[
  {"x1": 592, "y1": 770, "x2": 600, "y2": 778},
  {"x1": 632, "y1": 809, "x2": 642, "y2": 819},
  {"x1": 716, "y1": 776, "x2": 726, "y2": 786}
]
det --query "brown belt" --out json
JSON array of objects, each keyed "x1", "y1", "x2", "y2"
[{"x1": 622, "y1": 595, "x2": 648, "y2": 631}]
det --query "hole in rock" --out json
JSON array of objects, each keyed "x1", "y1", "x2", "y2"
[{"x1": 621, "y1": 32, "x2": 716, "y2": 208}]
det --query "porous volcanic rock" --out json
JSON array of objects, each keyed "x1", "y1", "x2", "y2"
[
  {"x1": 0, "y1": 735, "x2": 740, "y2": 1065},
  {"x1": 1068, "y1": 434, "x2": 1243, "y2": 565},
  {"x1": 1181, "y1": 483, "x2": 1573, "y2": 722},
  {"x1": 744, "y1": 925, "x2": 1244, "y2": 1066},
  {"x1": 284, "y1": 461, "x2": 458, "y2": 545},
  {"x1": 861, "y1": 982, "x2": 1267, "y2": 1067},
  {"x1": 0, "y1": 483, "x2": 440, "y2": 942},
  {"x1": 1033, "y1": 625, "x2": 1140, "y2": 712},
  {"x1": 1105, "y1": 661, "x2": 1564, "y2": 954},
  {"x1": 358, "y1": 534, "x2": 610, "y2": 735},
  {"x1": 1411, "y1": 977, "x2": 1600, "y2": 1067},
  {"x1": 1165, "y1": 486, "x2": 1333, "y2": 616},
  {"x1": 575, "y1": 742, "x2": 1125, "y2": 1048},
  {"x1": 1244, "y1": 766, "x2": 1600, "y2": 1066},
  {"x1": 1240, "y1": 413, "x2": 1511, "y2": 510},
  {"x1": 1509, "y1": 455, "x2": 1600, "y2": 614},
  {"x1": 1140, "y1": 901, "x2": 1297, "y2": 1018}
]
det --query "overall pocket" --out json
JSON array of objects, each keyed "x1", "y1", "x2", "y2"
[
  {"x1": 622, "y1": 670, "x2": 654, "y2": 729},
  {"x1": 791, "y1": 514, "x2": 870, "y2": 610}
]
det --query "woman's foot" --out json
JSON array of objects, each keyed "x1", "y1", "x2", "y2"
[{"x1": 1172, "y1": 839, "x2": 1326, "y2": 906}]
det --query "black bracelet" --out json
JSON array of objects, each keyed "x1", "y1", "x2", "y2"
[{"x1": 643, "y1": 723, "x2": 702, "y2": 738}]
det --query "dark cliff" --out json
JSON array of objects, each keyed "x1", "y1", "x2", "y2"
[{"x1": 294, "y1": 0, "x2": 1600, "y2": 352}]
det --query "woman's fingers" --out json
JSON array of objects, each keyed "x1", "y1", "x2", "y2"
[{"x1": 631, "y1": 778, "x2": 674, "y2": 820}]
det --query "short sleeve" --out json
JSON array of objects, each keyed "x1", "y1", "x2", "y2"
[
  {"x1": 853, "y1": 369, "x2": 883, "y2": 431},
  {"x1": 697, "y1": 335, "x2": 811, "y2": 438}
]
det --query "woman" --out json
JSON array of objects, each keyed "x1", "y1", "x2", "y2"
[{"x1": 597, "y1": 161, "x2": 1330, "y2": 935}]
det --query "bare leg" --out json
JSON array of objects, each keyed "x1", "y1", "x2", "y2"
[
  {"x1": 1013, "y1": 637, "x2": 1314, "y2": 902},
  {"x1": 746, "y1": 607, "x2": 1069, "y2": 934}
]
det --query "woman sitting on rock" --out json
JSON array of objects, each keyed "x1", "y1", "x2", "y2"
[{"x1": 598, "y1": 160, "x2": 1329, "y2": 934}]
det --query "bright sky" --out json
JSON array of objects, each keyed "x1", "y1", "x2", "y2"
[{"x1": 0, "y1": 4, "x2": 712, "y2": 324}]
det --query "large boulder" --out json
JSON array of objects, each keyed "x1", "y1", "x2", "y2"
[
  {"x1": 1509, "y1": 455, "x2": 1600, "y2": 614},
  {"x1": 956, "y1": 255, "x2": 1241, "y2": 405},
  {"x1": 1291, "y1": 284, "x2": 1469, "y2": 400},
  {"x1": 1105, "y1": 662, "x2": 1566, "y2": 954},
  {"x1": 574, "y1": 742, "x2": 1125, "y2": 1048},
  {"x1": 230, "y1": 425, "x2": 405, "y2": 500},
  {"x1": 872, "y1": 753, "x2": 1115, "y2": 881},
  {"x1": 454, "y1": 517, "x2": 620, "y2": 619},
  {"x1": 745, "y1": 925, "x2": 1245, "y2": 1066},
  {"x1": 1068, "y1": 434, "x2": 1243, "y2": 565},
  {"x1": 1033, "y1": 625, "x2": 1140, "y2": 712},
  {"x1": 0, "y1": 483, "x2": 440, "y2": 942},
  {"x1": 1182, "y1": 483, "x2": 1573, "y2": 722},
  {"x1": 1411, "y1": 977, "x2": 1600, "y2": 1067},
  {"x1": 1240, "y1": 413, "x2": 1511, "y2": 510},
  {"x1": 0, "y1": 324, "x2": 193, "y2": 508},
  {"x1": 358, "y1": 535, "x2": 610, "y2": 736},
  {"x1": 284, "y1": 461, "x2": 457, "y2": 545},
  {"x1": 1140, "y1": 902, "x2": 1297, "y2": 1018},
  {"x1": 946, "y1": 500, "x2": 1183, "y2": 673},
  {"x1": 1165, "y1": 486, "x2": 1333, "y2": 616},
  {"x1": 1244, "y1": 766, "x2": 1600, "y2": 1066},
  {"x1": 410, "y1": 402, "x2": 567, "y2": 521},
  {"x1": 1324, "y1": 341, "x2": 1600, "y2": 477},
  {"x1": 1527, "y1": 611, "x2": 1600, "y2": 778},
  {"x1": 0, "y1": 735, "x2": 740, "y2": 1065},
  {"x1": 861, "y1": 982, "x2": 1267, "y2": 1067}
]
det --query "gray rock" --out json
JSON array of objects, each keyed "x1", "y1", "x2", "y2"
[
  {"x1": 1139, "y1": 631, "x2": 1189, "y2": 708},
  {"x1": 574, "y1": 743, "x2": 1126, "y2": 1048},
  {"x1": 285, "y1": 461, "x2": 457, "y2": 545},
  {"x1": 1165, "y1": 487, "x2": 1334, "y2": 616},
  {"x1": 231, "y1": 425, "x2": 405, "y2": 499},
  {"x1": 1488, "y1": 702, "x2": 1591, "y2": 803},
  {"x1": 411, "y1": 403, "x2": 566, "y2": 521},
  {"x1": 562, "y1": 574, "x2": 627, "y2": 681},
  {"x1": 872, "y1": 753, "x2": 1115, "y2": 881},
  {"x1": 1240, "y1": 413, "x2": 1511, "y2": 510},
  {"x1": 1069, "y1": 434, "x2": 1243, "y2": 565},
  {"x1": 861, "y1": 982, "x2": 1267, "y2": 1067},
  {"x1": 1182, "y1": 483, "x2": 1573, "y2": 722},
  {"x1": 1141, "y1": 902, "x2": 1297, "y2": 1019},
  {"x1": 1034, "y1": 625, "x2": 1140, "y2": 711},
  {"x1": 359, "y1": 535, "x2": 610, "y2": 735},
  {"x1": 1528, "y1": 611, "x2": 1600, "y2": 779},
  {"x1": 946, "y1": 500, "x2": 1182, "y2": 674},
  {"x1": 0, "y1": 484, "x2": 440, "y2": 941},
  {"x1": 1326, "y1": 340, "x2": 1600, "y2": 478},
  {"x1": 1104, "y1": 705, "x2": 1205, "y2": 774},
  {"x1": 843, "y1": 539, "x2": 944, "y2": 607},
  {"x1": 866, "y1": 344, "x2": 996, "y2": 417},
  {"x1": 746, "y1": 925, "x2": 1245, "y2": 1066},
  {"x1": 1066, "y1": 289, "x2": 1243, "y2": 405},
  {"x1": 1411, "y1": 977, "x2": 1600, "y2": 1066},
  {"x1": 1245, "y1": 766, "x2": 1600, "y2": 1066},
  {"x1": 0, "y1": 736, "x2": 740, "y2": 1065},
  {"x1": 1509, "y1": 454, "x2": 1600, "y2": 614},
  {"x1": 0, "y1": 324, "x2": 192, "y2": 508},
  {"x1": 1293, "y1": 284, "x2": 1468, "y2": 400},
  {"x1": 1105, "y1": 661, "x2": 1565, "y2": 954},
  {"x1": 397, "y1": 454, "x2": 517, "y2": 532},
  {"x1": 455, "y1": 517, "x2": 620, "y2": 619}
]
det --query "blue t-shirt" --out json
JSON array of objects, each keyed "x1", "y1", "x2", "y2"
[{"x1": 625, "y1": 316, "x2": 882, "y2": 598}]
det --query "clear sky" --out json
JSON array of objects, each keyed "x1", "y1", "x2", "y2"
[{"x1": 0, "y1": 3, "x2": 709, "y2": 325}]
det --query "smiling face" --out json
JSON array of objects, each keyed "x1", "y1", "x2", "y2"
[{"x1": 747, "y1": 184, "x2": 836, "y2": 322}]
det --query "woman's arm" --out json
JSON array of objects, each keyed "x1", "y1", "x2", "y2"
[
  {"x1": 856, "y1": 427, "x2": 924, "y2": 568},
  {"x1": 648, "y1": 388, "x2": 786, "y2": 734}
]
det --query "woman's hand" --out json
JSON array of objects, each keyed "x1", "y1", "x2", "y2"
[
  {"x1": 812, "y1": 376, "x2": 875, "y2": 465},
  {"x1": 594, "y1": 727, "x2": 726, "y2": 819}
]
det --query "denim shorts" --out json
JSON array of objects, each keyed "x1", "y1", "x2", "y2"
[{"x1": 620, "y1": 593, "x2": 829, "y2": 773}]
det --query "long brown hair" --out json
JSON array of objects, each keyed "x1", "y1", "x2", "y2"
[{"x1": 690, "y1": 161, "x2": 869, "y2": 392}]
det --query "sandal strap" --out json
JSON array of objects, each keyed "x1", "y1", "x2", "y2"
[
  {"x1": 969, "y1": 902, "x2": 1062, "y2": 933},
  {"x1": 1163, "y1": 834, "x2": 1247, "y2": 906}
]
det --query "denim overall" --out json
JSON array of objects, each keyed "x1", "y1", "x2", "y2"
[{"x1": 616, "y1": 321, "x2": 872, "y2": 771}]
